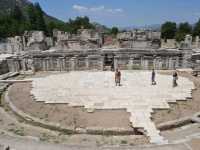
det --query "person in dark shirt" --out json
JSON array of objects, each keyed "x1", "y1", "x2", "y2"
[
  {"x1": 5, "y1": 146, "x2": 10, "y2": 150},
  {"x1": 115, "y1": 68, "x2": 121, "y2": 86},
  {"x1": 173, "y1": 70, "x2": 178, "y2": 87},
  {"x1": 151, "y1": 69, "x2": 156, "y2": 85}
]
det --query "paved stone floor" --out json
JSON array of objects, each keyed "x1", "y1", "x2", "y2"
[{"x1": 31, "y1": 71, "x2": 194, "y2": 144}]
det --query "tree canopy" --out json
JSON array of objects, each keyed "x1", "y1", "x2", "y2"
[
  {"x1": 193, "y1": 19, "x2": 200, "y2": 37},
  {"x1": 67, "y1": 16, "x2": 95, "y2": 33},
  {"x1": 110, "y1": 27, "x2": 119, "y2": 36},
  {"x1": 175, "y1": 22, "x2": 192, "y2": 42},
  {"x1": 161, "y1": 22, "x2": 177, "y2": 39},
  {"x1": 161, "y1": 20, "x2": 200, "y2": 42},
  {"x1": 0, "y1": 2, "x2": 96, "y2": 39}
]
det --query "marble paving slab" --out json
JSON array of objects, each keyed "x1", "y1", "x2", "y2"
[{"x1": 30, "y1": 71, "x2": 194, "y2": 144}]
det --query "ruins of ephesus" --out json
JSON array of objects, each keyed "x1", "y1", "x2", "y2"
[
  {"x1": 0, "y1": 29, "x2": 199, "y2": 74},
  {"x1": 0, "y1": 28, "x2": 200, "y2": 146}
]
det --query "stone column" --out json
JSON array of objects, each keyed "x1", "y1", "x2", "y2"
[
  {"x1": 58, "y1": 57, "x2": 65, "y2": 71},
  {"x1": 30, "y1": 58, "x2": 36, "y2": 74},
  {"x1": 145, "y1": 60, "x2": 149, "y2": 70},
  {"x1": 153, "y1": 58, "x2": 157, "y2": 70},
  {"x1": 55, "y1": 58, "x2": 59, "y2": 71},
  {"x1": 182, "y1": 50, "x2": 193, "y2": 68},
  {"x1": 141, "y1": 57, "x2": 148, "y2": 70},
  {"x1": 7, "y1": 58, "x2": 15, "y2": 72},
  {"x1": 166, "y1": 57, "x2": 169, "y2": 70},
  {"x1": 85, "y1": 57, "x2": 89, "y2": 70},
  {"x1": 62, "y1": 57, "x2": 66, "y2": 71},
  {"x1": 45, "y1": 58, "x2": 50, "y2": 71},
  {"x1": 48, "y1": 57, "x2": 53, "y2": 71},
  {"x1": 22, "y1": 36, "x2": 26, "y2": 50},
  {"x1": 42, "y1": 59, "x2": 47, "y2": 71},
  {"x1": 37, "y1": 58, "x2": 42, "y2": 71},
  {"x1": 175, "y1": 57, "x2": 180, "y2": 69},
  {"x1": 70, "y1": 57, "x2": 77, "y2": 71},
  {"x1": 65, "y1": 57, "x2": 70, "y2": 71},
  {"x1": 168, "y1": 57, "x2": 174, "y2": 70},
  {"x1": 57, "y1": 57, "x2": 61, "y2": 71},
  {"x1": 14, "y1": 58, "x2": 20, "y2": 72},
  {"x1": 114, "y1": 56, "x2": 119, "y2": 70},
  {"x1": 195, "y1": 36, "x2": 199, "y2": 49},
  {"x1": 128, "y1": 57, "x2": 134, "y2": 70},
  {"x1": 141, "y1": 57, "x2": 144, "y2": 70},
  {"x1": 21, "y1": 58, "x2": 27, "y2": 71},
  {"x1": 100, "y1": 56, "x2": 104, "y2": 71},
  {"x1": 159, "y1": 60, "x2": 163, "y2": 70}
]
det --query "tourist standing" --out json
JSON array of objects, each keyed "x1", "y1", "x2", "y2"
[
  {"x1": 151, "y1": 69, "x2": 156, "y2": 85},
  {"x1": 173, "y1": 70, "x2": 178, "y2": 87},
  {"x1": 5, "y1": 146, "x2": 10, "y2": 150},
  {"x1": 115, "y1": 68, "x2": 121, "y2": 86}
]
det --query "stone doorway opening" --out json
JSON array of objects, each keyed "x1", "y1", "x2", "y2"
[{"x1": 104, "y1": 54, "x2": 114, "y2": 71}]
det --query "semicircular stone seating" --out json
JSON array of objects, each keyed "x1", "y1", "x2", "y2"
[{"x1": 30, "y1": 71, "x2": 194, "y2": 144}]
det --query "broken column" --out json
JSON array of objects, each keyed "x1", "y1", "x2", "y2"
[
  {"x1": 195, "y1": 36, "x2": 199, "y2": 49},
  {"x1": 70, "y1": 57, "x2": 77, "y2": 71},
  {"x1": 128, "y1": 57, "x2": 134, "y2": 70},
  {"x1": 114, "y1": 56, "x2": 119, "y2": 70}
]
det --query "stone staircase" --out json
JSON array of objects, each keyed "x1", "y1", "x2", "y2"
[{"x1": 128, "y1": 109, "x2": 168, "y2": 144}]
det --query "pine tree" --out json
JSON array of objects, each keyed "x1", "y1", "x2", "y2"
[
  {"x1": 193, "y1": 19, "x2": 200, "y2": 37},
  {"x1": 161, "y1": 22, "x2": 177, "y2": 39},
  {"x1": 26, "y1": 4, "x2": 37, "y2": 30},
  {"x1": 34, "y1": 2, "x2": 47, "y2": 32},
  {"x1": 11, "y1": 5, "x2": 24, "y2": 21}
]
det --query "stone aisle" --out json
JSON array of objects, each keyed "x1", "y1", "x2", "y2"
[{"x1": 31, "y1": 71, "x2": 194, "y2": 144}]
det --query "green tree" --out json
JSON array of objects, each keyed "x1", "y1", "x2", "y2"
[
  {"x1": 161, "y1": 22, "x2": 177, "y2": 39},
  {"x1": 11, "y1": 5, "x2": 24, "y2": 21},
  {"x1": 175, "y1": 22, "x2": 192, "y2": 42},
  {"x1": 47, "y1": 21, "x2": 56, "y2": 36},
  {"x1": 111, "y1": 27, "x2": 119, "y2": 36},
  {"x1": 193, "y1": 19, "x2": 200, "y2": 37},
  {"x1": 0, "y1": 15, "x2": 8, "y2": 38},
  {"x1": 178, "y1": 22, "x2": 192, "y2": 34},
  {"x1": 68, "y1": 16, "x2": 94, "y2": 33},
  {"x1": 34, "y1": 2, "x2": 46, "y2": 32},
  {"x1": 26, "y1": 4, "x2": 37, "y2": 30}
]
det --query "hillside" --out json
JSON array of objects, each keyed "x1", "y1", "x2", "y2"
[{"x1": 0, "y1": 0, "x2": 63, "y2": 24}]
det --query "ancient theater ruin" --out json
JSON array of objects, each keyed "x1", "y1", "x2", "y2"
[{"x1": 0, "y1": 28, "x2": 200, "y2": 145}]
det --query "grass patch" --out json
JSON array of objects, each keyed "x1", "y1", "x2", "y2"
[
  {"x1": 40, "y1": 133, "x2": 52, "y2": 142},
  {"x1": 8, "y1": 128, "x2": 25, "y2": 136},
  {"x1": 44, "y1": 114, "x2": 48, "y2": 118},
  {"x1": 129, "y1": 143, "x2": 135, "y2": 146},
  {"x1": 121, "y1": 140, "x2": 128, "y2": 145}
]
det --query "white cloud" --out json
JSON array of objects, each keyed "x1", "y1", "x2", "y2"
[
  {"x1": 73, "y1": 5, "x2": 88, "y2": 11},
  {"x1": 72, "y1": 4, "x2": 124, "y2": 14}
]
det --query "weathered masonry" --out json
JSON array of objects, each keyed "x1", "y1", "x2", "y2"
[{"x1": 5, "y1": 48, "x2": 192, "y2": 73}]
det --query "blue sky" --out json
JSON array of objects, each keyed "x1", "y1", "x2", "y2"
[{"x1": 30, "y1": 0, "x2": 200, "y2": 27}]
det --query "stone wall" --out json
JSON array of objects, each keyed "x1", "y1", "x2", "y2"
[
  {"x1": 0, "y1": 36, "x2": 24, "y2": 54},
  {"x1": 52, "y1": 29, "x2": 103, "y2": 51},
  {"x1": 5, "y1": 49, "x2": 186, "y2": 73},
  {"x1": 0, "y1": 60, "x2": 9, "y2": 75},
  {"x1": 117, "y1": 30, "x2": 161, "y2": 49},
  {"x1": 161, "y1": 39, "x2": 177, "y2": 49},
  {"x1": 114, "y1": 55, "x2": 180, "y2": 70}
]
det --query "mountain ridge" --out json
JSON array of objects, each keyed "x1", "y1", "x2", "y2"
[{"x1": 0, "y1": 0, "x2": 63, "y2": 24}]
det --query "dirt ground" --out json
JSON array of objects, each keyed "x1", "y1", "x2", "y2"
[
  {"x1": 0, "y1": 106, "x2": 149, "y2": 146},
  {"x1": 152, "y1": 71, "x2": 200, "y2": 125},
  {"x1": 6, "y1": 71, "x2": 200, "y2": 131},
  {"x1": 8, "y1": 82, "x2": 133, "y2": 130}
]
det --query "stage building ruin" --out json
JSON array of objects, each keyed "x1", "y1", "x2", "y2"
[{"x1": 0, "y1": 29, "x2": 199, "y2": 74}]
